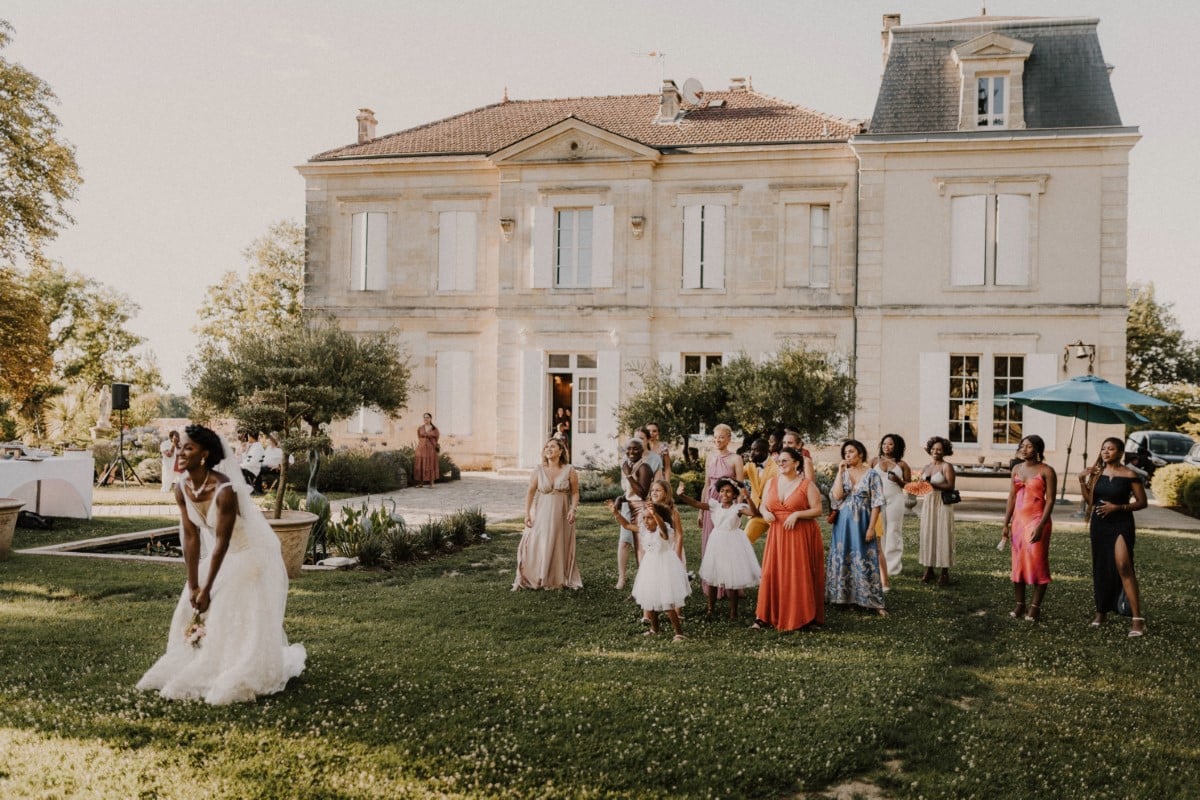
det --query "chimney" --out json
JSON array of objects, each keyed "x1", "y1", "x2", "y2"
[
  {"x1": 356, "y1": 108, "x2": 377, "y2": 144},
  {"x1": 728, "y1": 76, "x2": 748, "y2": 92},
  {"x1": 658, "y1": 79, "x2": 681, "y2": 123},
  {"x1": 881, "y1": 14, "x2": 901, "y2": 69}
]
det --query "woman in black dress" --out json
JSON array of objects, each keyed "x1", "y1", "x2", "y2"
[{"x1": 1079, "y1": 437, "x2": 1147, "y2": 636}]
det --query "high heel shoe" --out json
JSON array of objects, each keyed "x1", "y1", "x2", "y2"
[
  {"x1": 1009, "y1": 604, "x2": 1026, "y2": 619},
  {"x1": 1128, "y1": 617, "x2": 1146, "y2": 637},
  {"x1": 1024, "y1": 603, "x2": 1040, "y2": 622}
]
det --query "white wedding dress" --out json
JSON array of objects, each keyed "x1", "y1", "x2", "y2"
[{"x1": 137, "y1": 456, "x2": 305, "y2": 705}]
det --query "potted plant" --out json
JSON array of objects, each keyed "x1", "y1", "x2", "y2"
[
  {"x1": 190, "y1": 321, "x2": 413, "y2": 577},
  {"x1": 0, "y1": 498, "x2": 23, "y2": 561}
]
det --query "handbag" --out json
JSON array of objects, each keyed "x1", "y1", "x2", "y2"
[
  {"x1": 941, "y1": 489, "x2": 962, "y2": 505},
  {"x1": 827, "y1": 509, "x2": 839, "y2": 525}
]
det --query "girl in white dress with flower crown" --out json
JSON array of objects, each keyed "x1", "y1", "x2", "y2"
[
  {"x1": 137, "y1": 424, "x2": 305, "y2": 705},
  {"x1": 676, "y1": 478, "x2": 761, "y2": 619}
]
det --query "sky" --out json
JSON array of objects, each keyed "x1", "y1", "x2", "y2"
[{"x1": 5, "y1": 0, "x2": 1198, "y2": 393}]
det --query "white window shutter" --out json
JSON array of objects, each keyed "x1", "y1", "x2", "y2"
[
  {"x1": 531, "y1": 207, "x2": 554, "y2": 289},
  {"x1": 591, "y1": 205, "x2": 614, "y2": 288},
  {"x1": 364, "y1": 212, "x2": 387, "y2": 290},
  {"x1": 995, "y1": 194, "x2": 1030, "y2": 286},
  {"x1": 457, "y1": 212, "x2": 477, "y2": 292},
  {"x1": 596, "y1": 350, "x2": 621, "y2": 448},
  {"x1": 950, "y1": 196, "x2": 986, "y2": 286},
  {"x1": 784, "y1": 203, "x2": 811, "y2": 287},
  {"x1": 437, "y1": 351, "x2": 473, "y2": 436},
  {"x1": 682, "y1": 205, "x2": 702, "y2": 289},
  {"x1": 706, "y1": 204, "x2": 726, "y2": 290},
  {"x1": 519, "y1": 349, "x2": 546, "y2": 467},
  {"x1": 919, "y1": 351, "x2": 950, "y2": 445},
  {"x1": 1020, "y1": 353, "x2": 1057, "y2": 451},
  {"x1": 437, "y1": 211, "x2": 457, "y2": 291}
]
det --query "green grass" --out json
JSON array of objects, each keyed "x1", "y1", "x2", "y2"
[{"x1": 1, "y1": 507, "x2": 1198, "y2": 799}]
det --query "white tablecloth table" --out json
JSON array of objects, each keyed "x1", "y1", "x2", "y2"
[{"x1": 0, "y1": 453, "x2": 94, "y2": 519}]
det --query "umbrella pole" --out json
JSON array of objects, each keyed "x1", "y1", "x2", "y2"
[
  {"x1": 1074, "y1": 419, "x2": 1091, "y2": 517},
  {"x1": 1058, "y1": 416, "x2": 1077, "y2": 504}
]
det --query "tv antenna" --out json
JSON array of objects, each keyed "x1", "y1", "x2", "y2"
[
  {"x1": 633, "y1": 50, "x2": 667, "y2": 81},
  {"x1": 682, "y1": 77, "x2": 704, "y2": 106}
]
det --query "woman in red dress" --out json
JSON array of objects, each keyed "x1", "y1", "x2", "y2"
[
  {"x1": 413, "y1": 413, "x2": 440, "y2": 488},
  {"x1": 753, "y1": 447, "x2": 826, "y2": 631},
  {"x1": 1002, "y1": 434, "x2": 1057, "y2": 621}
]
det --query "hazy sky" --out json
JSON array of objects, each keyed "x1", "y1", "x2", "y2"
[{"x1": 6, "y1": 0, "x2": 1197, "y2": 393}]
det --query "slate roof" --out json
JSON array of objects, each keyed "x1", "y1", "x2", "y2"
[
  {"x1": 311, "y1": 89, "x2": 861, "y2": 161},
  {"x1": 869, "y1": 17, "x2": 1122, "y2": 134}
]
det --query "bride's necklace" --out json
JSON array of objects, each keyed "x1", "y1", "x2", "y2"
[{"x1": 186, "y1": 470, "x2": 212, "y2": 495}]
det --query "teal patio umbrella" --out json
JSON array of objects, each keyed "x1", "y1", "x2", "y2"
[{"x1": 999, "y1": 375, "x2": 1168, "y2": 501}]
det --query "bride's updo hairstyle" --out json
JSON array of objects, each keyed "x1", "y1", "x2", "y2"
[{"x1": 184, "y1": 424, "x2": 226, "y2": 466}]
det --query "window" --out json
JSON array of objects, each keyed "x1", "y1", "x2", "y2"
[
  {"x1": 977, "y1": 76, "x2": 1006, "y2": 128},
  {"x1": 992, "y1": 355, "x2": 1024, "y2": 444},
  {"x1": 682, "y1": 204, "x2": 726, "y2": 289},
  {"x1": 575, "y1": 376, "x2": 597, "y2": 434},
  {"x1": 348, "y1": 405, "x2": 386, "y2": 435},
  {"x1": 810, "y1": 205, "x2": 830, "y2": 287},
  {"x1": 948, "y1": 355, "x2": 980, "y2": 445},
  {"x1": 950, "y1": 194, "x2": 1030, "y2": 287},
  {"x1": 437, "y1": 211, "x2": 477, "y2": 292},
  {"x1": 350, "y1": 212, "x2": 387, "y2": 291},
  {"x1": 683, "y1": 354, "x2": 723, "y2": 377},
  {"x1": 555, "y1": 209, "x2": 592, "y2": 288}
]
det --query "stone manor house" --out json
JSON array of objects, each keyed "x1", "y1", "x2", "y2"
[{"x1": 297, "y1": 13, "x2": 1137, "y2": 469}]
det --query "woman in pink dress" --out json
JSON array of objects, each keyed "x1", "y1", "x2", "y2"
[
  {"x1": 1002, "y1": 434, "x2": 1057, "y2": 622},
  {"x1": 699, "y1": 424, "x2": 744, "y2": 597},
  {"x1": 412, "y1": 413, "x2": 440, "y2": 488}
]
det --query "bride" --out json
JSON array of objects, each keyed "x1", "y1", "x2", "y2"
[{"x1": 137, "y1": 424, "x2": 305, "y2": 704}]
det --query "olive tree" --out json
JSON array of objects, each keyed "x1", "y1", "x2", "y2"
[{"x1": 190, "y1": 321, "x2": 415, "y2": 518}]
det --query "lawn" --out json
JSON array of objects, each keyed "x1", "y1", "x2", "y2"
[{"x1": 1, "y1": 507, "x2": 1197, "y2": 799}]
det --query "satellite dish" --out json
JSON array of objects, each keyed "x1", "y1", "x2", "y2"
[{"x1": 682, "y1": 77, "x2": 704, "y2": 106}]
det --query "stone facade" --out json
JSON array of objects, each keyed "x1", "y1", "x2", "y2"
[{"x1": 298, "y1": 14, "x2": 1137, "y2": 471}]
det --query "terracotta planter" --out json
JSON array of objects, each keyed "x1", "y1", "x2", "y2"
[
  {"x1": 266, "y1": 510, "x2": 318, "y2": 579},
  {"x1": 0, "y1": 498, "x2": 24, "y2": 561}
]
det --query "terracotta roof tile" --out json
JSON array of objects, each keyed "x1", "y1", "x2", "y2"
[{"x1": 311, "y1": 90, "x2": 861, "y2": 161}]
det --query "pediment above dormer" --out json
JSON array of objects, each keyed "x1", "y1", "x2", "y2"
[
  {"x1": 953, "y1": 31, "x2": 1034, "y2": 62},
  {"x1": 489, "y1": 117, "x2": 661, "y2": 165}
]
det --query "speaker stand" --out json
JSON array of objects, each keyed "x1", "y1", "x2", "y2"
[{"x1": 96, "y1": 409, "x2": 144, "y2": 487}]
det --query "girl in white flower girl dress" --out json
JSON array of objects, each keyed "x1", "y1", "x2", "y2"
[{"x1": 607, "y1": 501, "x2": 690, "y2": 640}]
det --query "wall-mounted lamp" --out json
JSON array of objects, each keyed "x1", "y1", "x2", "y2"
[
  {"x1": 499, "y1": 218, "x2": 515, "y2": 242},
  {"x1": 630, "y1": 215, "x2": 645, "y2": 239},
  {"x1": 1062, "y1": 340, "x2": 1096, "y2": 375}
]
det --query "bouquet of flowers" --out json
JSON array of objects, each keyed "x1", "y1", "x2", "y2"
[
  {"x1": 903, "y1": 478, "x2": 933, "y2": 497},
  {"x1": 184, "y1": 611, "x2": 207, "y2": 648}
]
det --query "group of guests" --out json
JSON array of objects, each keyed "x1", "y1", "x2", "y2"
[
  {"x1": 510, "y1": 423, "x2": 1150, "y2": 640},
  {"x1": 233, "y1": 430, "x2": 283, "y2": 495}
]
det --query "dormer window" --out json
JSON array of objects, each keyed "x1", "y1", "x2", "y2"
[
  {"x1": 977, "y1": 75, "x2": 1006, "y2": 128},
  {"x1": 953, "y1": 32, "x2": 1032, "y2": 131}
]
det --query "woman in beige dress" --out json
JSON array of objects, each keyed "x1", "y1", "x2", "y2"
[
  {"x1": 513, "y1": 439, "x2": 582, "y2": 590},
  {"x1": 918, "y1": 436, "x2": 956, "y2": 586}
]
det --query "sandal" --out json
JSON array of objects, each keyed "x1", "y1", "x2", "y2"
[
  {"x1": 1024, "y1": 604, "x2": 1040, "y2": 622},
  {"x1": 936, "y1": 571, "x2": 950, "y2": 587},
  {"x1": 750, "y1": 619, "x2": 768, "y2": 630},
  {"x1": 1089, "y1": 613, "x2": 1105, "y2": 628},
  {"x1": 642, "y1": 629, "x2": 657, "y2": 637},
  {"x1": 1128, "y1": 617, "x2": 1146, "y2": 638},
  {"x1": 672, "y1": 634, "x2": 687, "y2": 642},
  {"x1": 1009, "y1": 604, "x2": 1027, "y2": 619}
]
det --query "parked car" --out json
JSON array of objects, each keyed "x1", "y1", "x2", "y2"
[
  {"x1": 1184, "y1": 442, "x2": 1200, "y2": 468},
  {"x1": 1124, "y1": 430, "x2": 1195, "y2": 478}
]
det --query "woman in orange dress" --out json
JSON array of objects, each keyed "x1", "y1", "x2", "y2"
[
  {"x1": 752, "y1": 447, "x2": 826, "y2": 631},
  {"x1": 1003, "y1": 434, "x2": 1057, "y2": 621}
]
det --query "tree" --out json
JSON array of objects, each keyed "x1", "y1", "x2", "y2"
[
  {"x1": 720, "y1": 346, "x2": 856, "y2": 443},
  {"x1": 190, "y1": 321, "x2": 415, "y2": 518},
  {"x1": 1126, "y1": 282, "x2": 1200, "y2": 392},
  {"x1": 0, "y1": 21, "x2": 81, "y2": 262},
  {"x1": 0, "y1": 265, "x2": 53, "y2": 410},
  {"x1": 194, "y1": 220, "x2": 304, "y2": 358},
  {"x1": 616, "y1": 345, "x2": 856, "y2": 453}
]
